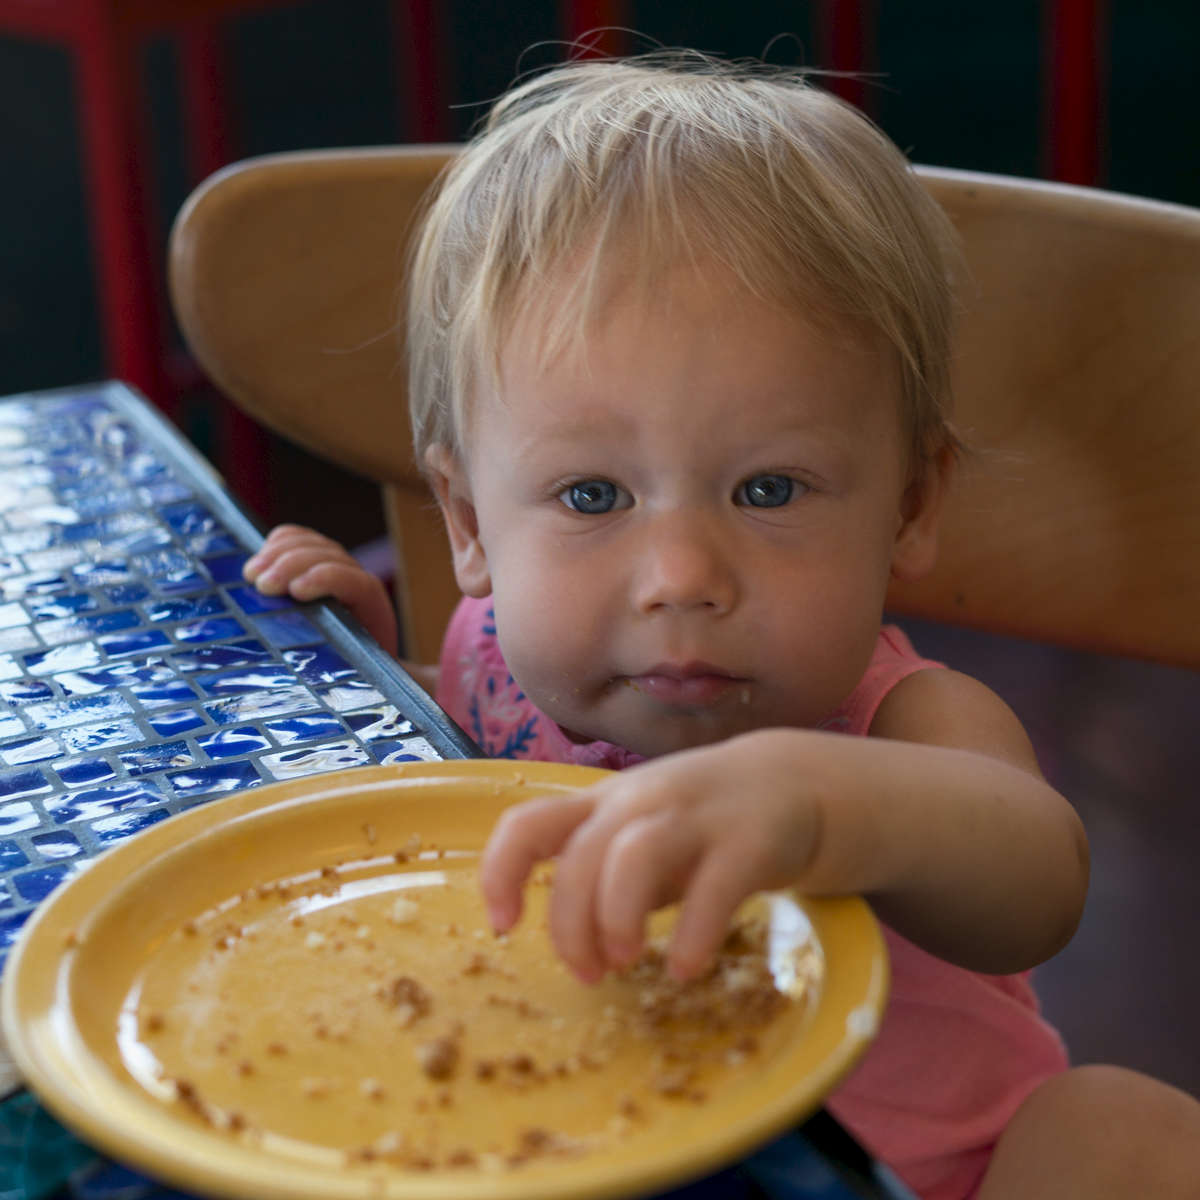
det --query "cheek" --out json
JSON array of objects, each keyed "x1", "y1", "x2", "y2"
[{"x1": 486, "y1": 552, "x2": 587, "y2": 679}]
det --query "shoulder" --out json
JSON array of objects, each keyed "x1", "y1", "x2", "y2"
[{"x1": 871, "y1": 665, "x2": 1045, "y2": 776}]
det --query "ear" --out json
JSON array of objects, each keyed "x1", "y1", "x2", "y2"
[
  {"x1": 890, "y1": 443, "x2": 955, "y2": 582},
  {"x1": 423, "y1": 443, "x2": 492, "y2": 598}
]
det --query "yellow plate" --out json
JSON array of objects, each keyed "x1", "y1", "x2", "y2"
[{"x1": 1, "y1": 760, "x2": 887, "y2": 1200}]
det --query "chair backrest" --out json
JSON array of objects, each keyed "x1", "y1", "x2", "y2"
[{"x1": 169, "y1": 151, "x2": 1200, "y2": 670}]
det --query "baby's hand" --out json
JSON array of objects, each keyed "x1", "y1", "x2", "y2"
[
  {"x1": 479, "y1": 733, "x2": 822, "y2": 984},
  {"x1": 243, "y1": 524, "x2": 398, "y2": 656}
]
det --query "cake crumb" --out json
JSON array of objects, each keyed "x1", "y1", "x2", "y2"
[
  {"x1": 416, "y1": 1035, "x2": 459, "y2": 1080},
  {"x1": 385, "y1": 976, "x2": 432, "y2": 1026}
]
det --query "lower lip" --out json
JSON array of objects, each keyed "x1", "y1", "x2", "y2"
[{"x1": 628, "y1": 673, "x2": 745, "y2": 706}]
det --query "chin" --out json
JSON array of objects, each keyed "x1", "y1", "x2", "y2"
[{"x1": 619, "y1": 715, "x2": 757, "y2": 759}]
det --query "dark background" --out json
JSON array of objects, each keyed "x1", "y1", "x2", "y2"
[{"x1": 2, "y1": 1, "x2": 1198, "y2": 1097}]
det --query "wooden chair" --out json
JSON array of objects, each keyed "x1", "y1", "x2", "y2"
[{"x1": 168, "y1": 150, "x2": 1200, "y2": 671}]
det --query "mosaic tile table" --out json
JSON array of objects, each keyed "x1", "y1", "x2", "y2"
[
  {"x1": 0, "y1": 384, "x2": 911, "y2": 1200},
  {"x1": 0, "y1": 381, "x2": 480, "y2": 1199}
]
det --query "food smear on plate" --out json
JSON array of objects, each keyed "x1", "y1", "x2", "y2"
[{"x1": 116, "y1": 833, "x2": 823, "y2": 1173}]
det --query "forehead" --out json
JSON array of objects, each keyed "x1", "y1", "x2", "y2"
[{"x1": 465, "y1": 261, "x2": 906, "y2": 461}]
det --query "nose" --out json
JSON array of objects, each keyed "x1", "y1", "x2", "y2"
[{"x1": 631, "y1": 509, "x2": 738, "y2": 616}]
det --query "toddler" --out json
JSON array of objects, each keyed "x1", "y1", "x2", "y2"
[{"x1": 245, "y1": 53, "x2": 1200, "y2": 1199}]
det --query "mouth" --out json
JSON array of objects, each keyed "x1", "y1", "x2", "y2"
[{"x1": 623, "y1": 662, "x2": 750, "y2": 707}]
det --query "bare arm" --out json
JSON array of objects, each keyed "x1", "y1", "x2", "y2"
[{"x1": 480, "y1": 668, "x2": 1088, "y2": 983}]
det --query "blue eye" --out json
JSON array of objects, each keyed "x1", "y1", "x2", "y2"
[
  {"x1": 561, "y1": 480, "x2": 620, "y2": 514},
  {"x1": 738, "y1": 474, "x2": 796, "y2": 508}
]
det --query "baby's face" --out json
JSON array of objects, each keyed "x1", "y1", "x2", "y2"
[{"x1": 439, "y1": 266, "x2": 938, "y2": 757}]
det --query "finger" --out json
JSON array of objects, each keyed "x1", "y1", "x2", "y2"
[
  {"x1": 244, "y1": 527, "x2": 343, "y2": 581},
  {"x1": 251, "y1": 545, "x2": 356, "y2": 595},
  {"x1": 666, "y1": 851, "x2": 759, "y2": 982},
  {"x1": 595, "y1": 813, "x2": 701, "y2": 970},
  {"x1": 287, "y1": 563, "x2": 398, "y2": 654},
  {"x1": 479, "y1": 795, "x2": 597, "y2": 934},
  {"x1": 548, "y1": 800, "x2": 643, "y2": 984}
]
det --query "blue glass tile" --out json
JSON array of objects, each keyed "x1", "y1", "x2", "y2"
[
  {"x1": 25, "y1": 545, "x2": 85, "y2": 572},
  {"x1": 53, "y1": 757, "x2": 117, "y2": 787},
  {"x1": 171, "y1": 639, "x2": 270, "y2": 674},
  {"x1": 161, "y1": 500, "x2": 219, "y2": 535},
  {"x1": 23, "y1": 641, "x2": 102, "y2": 676},
  {"x1": 202, "y1": 553, "x2": 249, "y2": 584},
  {"x1": 283, "y1": 645, "x2": 356, "y2": 684},
  {"x1": 0, "y1": 712, "x2": 24, "y2": 739},
  {"x1": 250, "y1": 610, "x2": 322, "y2": 649},
  {"x1": 196, "y1": 727, "x2": 270, "y2": 759},
  {"x1": 58, "y1": 659, "x2": 175, "y2": 696},
  {"x1": 119, "y1": 742, "x2": 194, "y2": 775},
  {"x1": 169, "y1": 760, "x2": 261, "y2": 797},
  {"x1": 147, "y1": 708, "x2": 206, "y2": 738},
  {"x1": 123, "y1": 454, "x2": 167, "y2": 485},
  {"x1": 225, "y1": 584, "x2": 293, "y2": 614},
  {"x1": 47, "y1": 781, "x2": 166, "y2": 824},
  {"x1": 188, "y1": 530, "x2": 239, "y2": 554},
  {"x1": 0, "y1": 625, "x2": 39, "y2": 653},
  {"x1": 0, "y1": 678, "x2": 53, "y2": 704},
  {"x1": 1, "y1": 571, "x2": 69, "y2": 597},
  {"x1": 370, "y1": 741, "x2": 427, "y2": 765},
  {"x1": 261, "y1": 740, "x2": 370, "y2": 780},
  {"x1": 10, "y1": 502, "x2": 83, "y2": 528},
  {"x1": 12, "y1": 863, "x2": 71, "y2": 902},
  {"x1": 0, "y1": 654, "x2": 22, "y2": 681},
  {"x1": 106, "y1": 526, "x2": 172, "y2": 556},
  {"x1": 130, "y1": 550, "x2": 206, "y2": 592},
  {"x1": 264, "y1": 712, "x2": 344, "y2": 745},
  {"x1": 344, "y1": 704, "x2": 416, "y2": 742},
  {"x1": 319, "y1": 680, "x2": 384, "y2": 712},
  {"x1": 27, "y1": 592, "x2": 97, "y2": 619},
  {"x1": 200, "y1": 666, "x2": 296, "y2": 695},
  {"x1": 372, "y1": 736, "x2": 442, "y2": 765},
  {"x1": 69, "y1": 488, "x2": 140, "y2": 520},
  {"x1": 0, "y1": 527, "x2": 57, "y2": 555},
  {"x1": 92, "y1": 807, "x2": 170, "y2": 843},
  {"x1": 70, "y1": 559, "x2": 134, "y2": 586},
  {"x1": 34, "y1": 616, "x2": 98, "y2": 646},
  {"x1": 0, "y1": 601, "x2": 29, "y2": 627},
  {"x1": 25, "y1": 693, "x2": 133, "y2": 729},
  {"x1": 0, "y1": 879, "x2": 11, "y2": 909},
  {"x1": 105, "y1": 581, "x2": 152, "y2": 605},
  {"x1": 0, "y1": 908, "x2": 31, "y2": 949},
  {"x1": 0, "y1": 735, "x2": 59, "y2": 766},
  {"x1": 31, "y1": 829, "x2": 83, "y2": 859},
  {"x1": 98, "y1": 629, "x2": 171, "y2": 657},
  {"x1": 143, "y1": 593, "x2": 225, "y2": 623},
  {"x1": 140, "y1": 479, "x2": 193, "y2": 505},
  {"x1": 60, "y1": 719, "x2": 142, "y2": 755},
  {"x1": 0, "y1": 840, "x2": 28, "y2": 871},
  {"x1": 173, "y1": 616, "x2": 244, "y2": 644},
  {"x1": 204, "y1": 686, "x2": 314, "y2": 725},
  {"x1": 0, "y1": 769, "x2": 49, "y2": 801},
  {"x1": 131, "y1": 678, "x2": 196, "y2": 709},
  {"x1": 82, "y1": 609, "x2": 141, "y2": 635}
]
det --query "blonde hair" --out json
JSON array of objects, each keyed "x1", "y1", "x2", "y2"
[{"x1": 407, "y1": 52, "x2": 961, "y2": 471}]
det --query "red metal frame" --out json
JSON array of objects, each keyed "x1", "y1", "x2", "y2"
[{"x1": 1044, "y1": 0, "x2": 1109, "y2": 185}]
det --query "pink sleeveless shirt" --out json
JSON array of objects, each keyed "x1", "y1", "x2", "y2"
[{"x1": 437, "y1": 596, "x2": 1068, "y2": 1200}]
